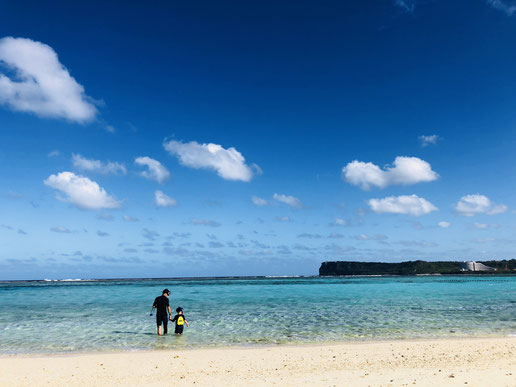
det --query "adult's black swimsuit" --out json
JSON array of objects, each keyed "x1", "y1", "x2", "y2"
[{"x1": 153, "y1": 295, "x2": 169, "y2": 333}]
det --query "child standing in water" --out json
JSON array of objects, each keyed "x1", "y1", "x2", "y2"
[{"x1": 170, "y1": 307, "x2": 189, "y2": 335}]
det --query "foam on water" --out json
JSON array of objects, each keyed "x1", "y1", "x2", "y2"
[{"x1": 0, "y1": 276, "x2": 514, "y2": 354}]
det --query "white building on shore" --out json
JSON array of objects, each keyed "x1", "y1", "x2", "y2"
[{"x1": 460, "y1": 261, "x2": 495, "y2": 271}]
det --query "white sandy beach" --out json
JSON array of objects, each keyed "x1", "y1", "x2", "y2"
[{"x1": 0, "y1": 337, "x2": 514, "y2": 386}]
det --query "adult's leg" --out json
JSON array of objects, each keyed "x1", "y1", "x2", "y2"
[
  {"x1": 163, "y1": 319, "x2": 168, "y2": 334},
  {"x1": 156, "y1": 316, "x2": 163, "y2": 335}
]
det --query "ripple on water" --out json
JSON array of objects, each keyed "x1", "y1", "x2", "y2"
[{"x1": 0, "y1": 276, "x2": 514, "y2": 353}]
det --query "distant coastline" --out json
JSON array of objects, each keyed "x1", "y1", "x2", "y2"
[{"x1": 319, "y1": 259, "x2": 516, "y2": 276}]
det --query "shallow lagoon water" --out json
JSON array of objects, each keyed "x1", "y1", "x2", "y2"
[{"x1": 0, "y1": 276, "x2": 514, "y2": 353}]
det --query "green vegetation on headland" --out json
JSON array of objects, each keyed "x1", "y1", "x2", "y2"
[{"x1": 319, "y1": 259, "x2": 516, "y2": 276}]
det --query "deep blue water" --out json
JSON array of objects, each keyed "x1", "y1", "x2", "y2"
[{"x1": 0, "y1": 276, "x2": 514, "y2": 354}]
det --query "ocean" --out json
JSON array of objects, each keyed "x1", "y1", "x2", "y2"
[{"x1": 0, "y1": 276, "x2": 514, "y2": 354}]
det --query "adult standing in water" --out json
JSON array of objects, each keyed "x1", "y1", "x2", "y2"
[{"x1": 152, "y1": 289, "x2": 172, "y2": 335}]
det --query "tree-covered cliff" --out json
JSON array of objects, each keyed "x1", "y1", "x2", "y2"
[{"x1": 319, "y1": 259, "x2": 516, "y2": 276}]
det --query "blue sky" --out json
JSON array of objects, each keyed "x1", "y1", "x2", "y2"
[{"x1": 1, "y1": 0, "x2": 516, "y2": 279}]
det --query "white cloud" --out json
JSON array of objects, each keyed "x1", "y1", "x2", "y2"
[
  {"x1": 44, "y1": 171, "x2": 121, "y2": 210},
  {"x1": 190, "y1": 218, "x2": 221, "y2": 227},
  {"x1": 455, "y1": 194, "x2": 508, "y2": 216},
  {"x1": 72, "y1": 154, "x2": 126, "y2": 175},
  {"x1": 142, "y1": 228, "x2": 160, "y2": 241},
  {"x1": 355, "y1": 233, "x2": 388, "y2": 241},
  {"x1": 394, "y1": 0, "x2": 416, "y2": 12},
  {"x1": 0, "y1": 37, "x2": 97, "y2": 122},
  {"x1": 342, "y1": 156, "x2": 438, "y2": 190},
  {"x1": 50, "y1": 226, "x2": 71, "y2": 233},
  {"x1": 135, "y1": 156, "x2": 170, "y2": 183},
  {"x1": 487, "y1": 0, "x2": 516, "y2": 16},
  {"x1": 6, "y1": 191, "x2": 22, "y2": 199},
  {"x1": 251, "y1": 195, "x2": 268, "y2": 206},
  {"x1": 273, "y1": 193, "x2": 303, "y2": 208},
  {"x1": 419, "y1": 134, "x2": 439, "y2": 147},
  {"x1": 154, "y1": 190, "x2": 177, "y2": 207},
  {"x1": 487, "y1": 204, "x2": 508, "y2": 215},
  {"x1": 163, "y1": 140, "x2": 253, "y2": 182},
  {"x1": 123, "y1": 215, "x2": 139, "y2": 222},
  {"x1": 251, "y1": 163, "x2": 263, "y2": 175},
  {"x1": 276, "y1": 216, "x2": 291, "y2": 222},
  {"x1": 438, "y1": 221, "x2": 451, "y2": 228},
  {"x1": 48, "y1": 150, "x2": 60, "y2": 157},
  {"x1": 334, "y1": 218, "x2": 347, "y2": 226},
  {"x1": 368, "y1": 194, "x2": 438, "y2": 216},
  {"x1": 473, "y1": 222, "x2": 488, "y2": 230}
]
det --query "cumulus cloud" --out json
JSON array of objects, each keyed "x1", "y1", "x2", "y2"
[
  {"x1": 419, "y1": 134, "x2": 439, "y2": 147},
  {"x1": 135, "y1": 156, "x2": 170, "y2": 183},
  {"x1": 438, "y1": 221, "x2": 451, "y2": 228},
  {"x1": 154, "y1": 190, "x2": 177, "y2": 207},
  {"x1": 473, "y1": 222, "x2": 488, "y2": 230},
  {"x1": 123, "y1": 215, "x2": 138, "y2": 222},
  {"x1": 251, "y1": 195, "x2": 268, "y2": 206},
  {"x1": 72, "y1": 154, "x2": 126, "y2": 175},
  {"x1": 44, "y1": 171, "x2": 121, "y2": 210},
  {"x1": 368, "y1": 194, "x2": 438, "y2": 216},
  {"x1": 455, "y1": 194, "x2": 508, "y2": 216},
  {"x1": 487, "y1": 0, "x2": 516, "y2": 15},
  {"x1": 273, "y1": 193, "x2": 303, "y2": 208},
  {"x1": 163, "y1": 140, "x2": 253, "y2": 181},
  {"x1": 342, "y1": 156, "x2": 438, "y2": 190},
  {"x1": 0, "y1": 37, "x2": 97, "y2": 122},
  {"x1": 48, "y1": 150, "x2": 60, "y2": 157}
]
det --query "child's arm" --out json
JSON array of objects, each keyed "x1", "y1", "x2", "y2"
[{"x1": 185, "y1": 318, "x2": 189, "y2": 327}]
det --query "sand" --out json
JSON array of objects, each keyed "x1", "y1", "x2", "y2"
[{"x1": 0, "y1": 337, "x2": 514, "y2": 386}]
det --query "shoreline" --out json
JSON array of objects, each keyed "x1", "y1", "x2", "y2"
[
  {"x1": 1, "y1": 332, "x2": 514, "y2": 358},
  {"x1": 1, "y1": 337, "x2": 514, "y2": 386}
]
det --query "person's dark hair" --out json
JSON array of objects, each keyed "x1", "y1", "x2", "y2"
[
  {"x1": 176, "y1": 307, "x2": 183, "y2": 313},
  {"x1": 163, "y1": 288, "x2": 170, "y2": 295}
]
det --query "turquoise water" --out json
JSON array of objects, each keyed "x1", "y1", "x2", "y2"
[{"x1": 0, "y1": 276, "x2": 514, "y2": 354}]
